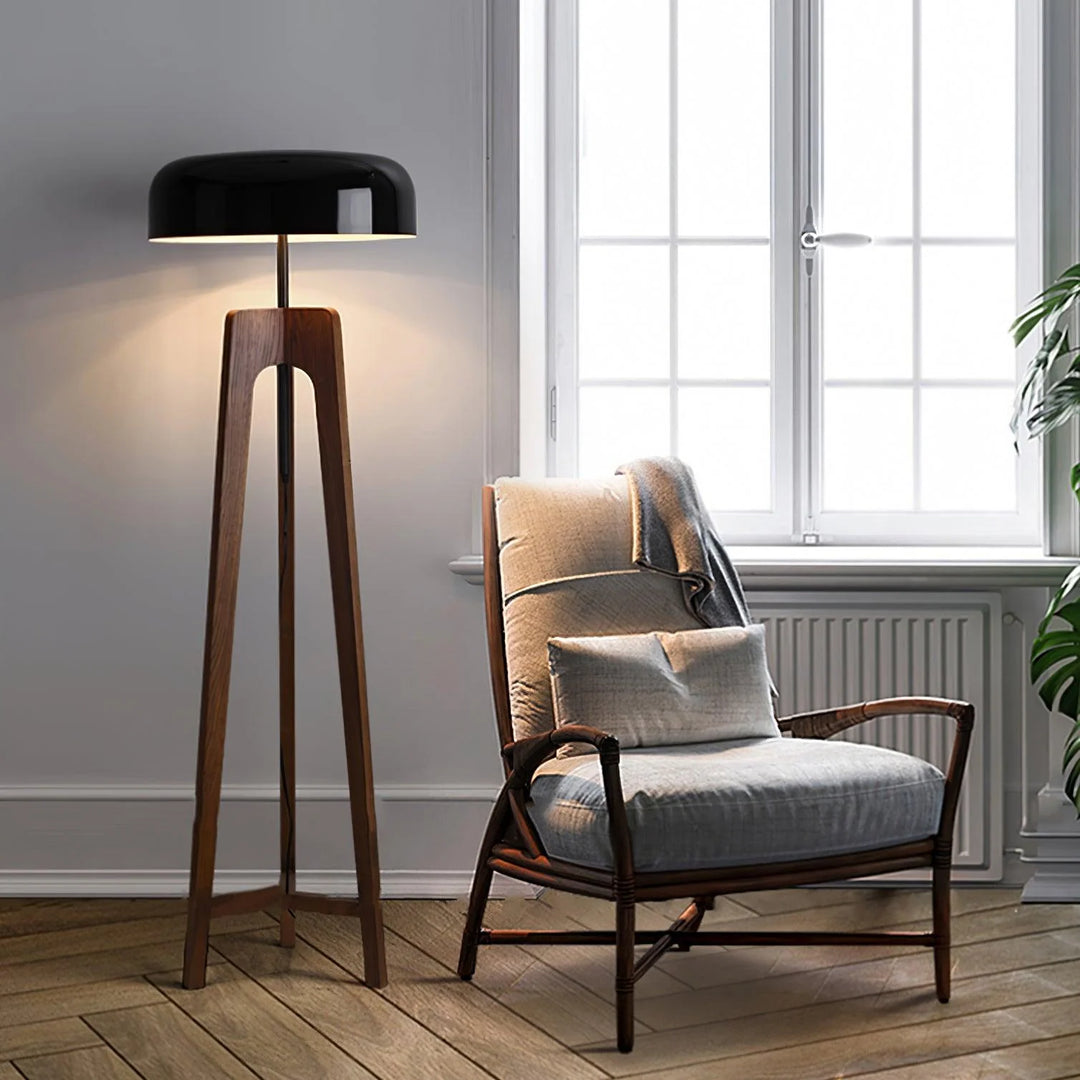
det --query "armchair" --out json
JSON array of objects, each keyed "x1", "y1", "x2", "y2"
[{"x1": 458, "y1": 479, "x2": 973, "y2": 1053}]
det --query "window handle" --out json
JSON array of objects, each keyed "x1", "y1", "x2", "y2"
[{"x1": 800, "y1": 230, "x2": 873, "y2": 251}]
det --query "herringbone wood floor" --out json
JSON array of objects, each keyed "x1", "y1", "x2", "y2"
[{"x1": 0, "y1": 887, "x2": 1078, "y2": 1078}]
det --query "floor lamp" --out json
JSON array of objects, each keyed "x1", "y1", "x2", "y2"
[{"x1": 148, "y1": 151, "x2": 415, "y2": 990}]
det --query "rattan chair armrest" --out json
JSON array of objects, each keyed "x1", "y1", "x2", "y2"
[
  {"x1": 498, "y1": 726, "x2": 633, "y2": 879},
  {"x1": 501, "y1": 725, "x2": 619, "y2": 787},
  {"x1": 777, "y1": 696, "x2": 974, "y2": 740}
]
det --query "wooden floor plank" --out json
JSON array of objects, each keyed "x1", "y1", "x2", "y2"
[
  {"x1": 15, "y1": 1045, "x2": 141, "y2": 1080},
  {"x1": 0, "y1": 978, "x2": 163, "y2": 1029},
  {"x1": 0, "y1": 912, "x2": 272, "y2": 968},
  {"x1": 214, "y1": 925, "x2": 491, "y2": 1080},
  {"x1": 731, "y1": 886, "x2": 1021, "y2": 918},
  {"x1": 578, "y1": 957, "x2": 1080, "y2": 1075},
  {"x1": 86, "y1": 1002, "x2": 257, "y2": 1080},
  {"x1": 0, "y1": 941, "x2": 225, "y2": 998},
  {"x1": 856, "y1": 1031, "x2": 1080, "y2": 1080},
  {"x1": 150, "y1": 963, "x2": 377, "y2": 1080},
  {"x1": 639, "y1": 926, "x2": 1080, "y2": 1031},
  {"x1": 0, "y1": 1020, "x2": 99, "y2": 1062},
  {"x1": 300, "y1": 914, "x2": 609, "y2": 1080},
  {"x1": 981, "y1": 1031, "x2": 1080, "y2": 1080},
  {"x1": 0, "y1": 888, "x2": 1074, "y2": 1075},
  {"x1": 0, "y1": 900, "x2": 186, "y2": 941},
  {"x1": 624, "y1": 996, "x2": 1080, "y2": 1080}
]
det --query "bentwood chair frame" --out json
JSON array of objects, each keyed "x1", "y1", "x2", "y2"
[{"x1": 457, "y1": 485, "x2": 975, "y2": 1053}]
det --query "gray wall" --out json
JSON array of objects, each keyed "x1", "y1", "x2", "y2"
[
  {"x1": 0, "y1": 0, "x2": 502, "y2": 890},
  {"x1": 0, "y1": 0, "x2": 1063, "y2": 896}
]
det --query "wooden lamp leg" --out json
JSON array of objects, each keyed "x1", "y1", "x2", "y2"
[
  {"x1": 183, "y1": 313, "x2": 266, "y2": 990},
  {"x1": 182, "y1": 307, "x2": 385, "y2": 991},
  {"x1": 300, "y1": 311, "x2": 387, "y2": 988}
]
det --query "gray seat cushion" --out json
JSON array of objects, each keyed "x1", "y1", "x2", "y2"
[{"x1": 528, "y1": 738, "x2": 945, "y2": 872}]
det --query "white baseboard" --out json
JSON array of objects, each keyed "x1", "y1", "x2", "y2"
[
  {"x1": 1021, "y1": 871, "x2": 1080, "y2": 903},
  {"x1": 0, "y1": 869, "x2": 539, "y2": 900},
  {"x1": 0, "y1": 784, "x2": 534, "y2": 898},
  {"x1": 0, "y1": 783, "x2": 500, "y2": 803}
]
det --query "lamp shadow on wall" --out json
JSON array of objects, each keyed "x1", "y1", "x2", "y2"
[{"x1": 0, "y1": 167, "x2": 481, "y2": 789}]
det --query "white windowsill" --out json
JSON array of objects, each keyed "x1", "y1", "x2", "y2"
[{"x1": 449, "y1": 548, "x2": 1073, "y2": 589}]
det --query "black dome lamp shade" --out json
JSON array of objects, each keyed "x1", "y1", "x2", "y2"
[
  {"x1": 148, "y1": 150, "x2": 416, "y2": 242},
  {"x1": 149, "y1": 150, "x2": 414, "y2": 995}
]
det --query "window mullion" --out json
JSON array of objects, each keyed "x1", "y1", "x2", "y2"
[
  {"x1": 799, "y1": 0, "x2": 822, "y2": 538},
  {"x1": 669, "y1": 0, "x2": 679, "y2": 462},
  {"x1": 912, "y1": 0, "x2": 923, "y2": 513},
  {"x1": 548, "y1": 0, "x2": 578, "y2": 477}
]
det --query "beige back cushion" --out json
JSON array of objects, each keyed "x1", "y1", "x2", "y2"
[{"x1": 494, "y1": 476, "x2": 701, "y2": 741}]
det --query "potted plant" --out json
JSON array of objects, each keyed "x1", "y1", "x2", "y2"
[{"x1": 1012, "y1": 265, "x2": 1080, "y2": 812}]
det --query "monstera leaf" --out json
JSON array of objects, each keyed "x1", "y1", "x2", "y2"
[
  {"x1": 1031, "y1": 596, "x2": 1080, "y2": 810},
  {"x1": 1014, "y1": 263, "x2": 1080, "y2": 814}
]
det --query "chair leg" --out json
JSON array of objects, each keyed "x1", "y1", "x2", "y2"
[
  {"x1": 615, "y1": 895, "x2": 635, "y2": 1053},
  {"x1": 932, "y1": 851, "x2": 951, "y2": 1003},
  {"x1": 458, "y1": 862, "x2": 494, "y2": 981},
  {"x1": 458, "y1": 791, "x2": 511, "y2": 980}
]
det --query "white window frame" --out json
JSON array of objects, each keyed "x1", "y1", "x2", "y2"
[{"x1": 541, "y1": 0, "x2": 1044, "y2": 548}]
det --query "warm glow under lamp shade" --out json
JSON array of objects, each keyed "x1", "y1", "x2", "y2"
[{"x1": 148, "y1": 150, "x2": 416, "y2": 243}]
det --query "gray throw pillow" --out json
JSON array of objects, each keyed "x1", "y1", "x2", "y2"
[{"x1": 547, "y1": 625, "x2": 779, "y2": 757}]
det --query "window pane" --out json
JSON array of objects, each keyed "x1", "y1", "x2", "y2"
[
  {"x1": 578, "y1": 386, "x2": 670, "y2": 478},
  {"x1": 922, "y1": 0, "x2": 1014, "y2": 238},
  {"x1": 678, "y1": 246, "x2": 770, "y2": 379},
  {"x1": 678, "y1": 0, "x2": 770, "y2": 237},
  {"x1": 921, "y1": 387, "x2": 1016, "y2": 511},
  {"x1": 679, "y1": 388, "x2": 771, "y2": 512},
  {"x1": 823, "y1": 387, "x2": 914, "y2": 511},
  {"x1": 579, "y1": 245, "x2": 669, "y2": 380},
  {"x1": 822, "y1": 0, "x2": 912, "y2": 237},
  {"x1": 579, "y1": 0, "x2": 669, "y2": 237},
  {"x1": 822, "y1": 246, "x2": 913, "y2": 380},
  {"x1": 922, "y1": 246, "x2": 1015, "y2": 381}
]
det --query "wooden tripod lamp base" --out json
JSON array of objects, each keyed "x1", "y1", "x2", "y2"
[
  {"x1": 182, "y1": 306, "x2": 386, "y2": 990},
  {"x1": 148, "y1": 150, "x2": 416, "y2": 993}
]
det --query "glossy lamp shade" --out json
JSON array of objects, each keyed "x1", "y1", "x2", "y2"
[{"x1": 148, "y1": 150, "x2": 416, "y2": 243}]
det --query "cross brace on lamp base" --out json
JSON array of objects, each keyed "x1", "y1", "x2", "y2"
[{"x1": 182, "y1": 304, "x2": 386, "y2": 990}]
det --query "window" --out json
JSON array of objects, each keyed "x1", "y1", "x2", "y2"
[{"x1": 544, "y1": 0, "x2": 1042, "y2": 545}]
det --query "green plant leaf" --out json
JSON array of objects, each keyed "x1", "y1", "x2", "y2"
[
  {"x1": 1038, "y1": 566, "x2": 1080, "y2": 636},
  {"x1": 1030, "y1": 639, "x2": 1080, "y2": 683},
  {"x1": 1011, "y1": 330, "x2": 1061, "y2": 447},
  {"x1": 1027, "y1": 375, "x2": 1080, "y2": 438},
  {"x1": 1011, "y1": 289, "x2": 1079, "y2": 346},
  {"x1": 1010, "y1": 328, "x2": 1080, "y2": 449},
  {"x1": 1016, "y1": 261, "x2": 1080, "y2": 812}
]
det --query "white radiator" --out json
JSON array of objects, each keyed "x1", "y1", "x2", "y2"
[{"x1": 749, "y1": 591, "x2": 1002, "y2": 880}]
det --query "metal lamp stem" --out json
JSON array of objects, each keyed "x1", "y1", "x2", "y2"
[{"x1": 276, "y1": 234, "x2": 292, "y2": 481}]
